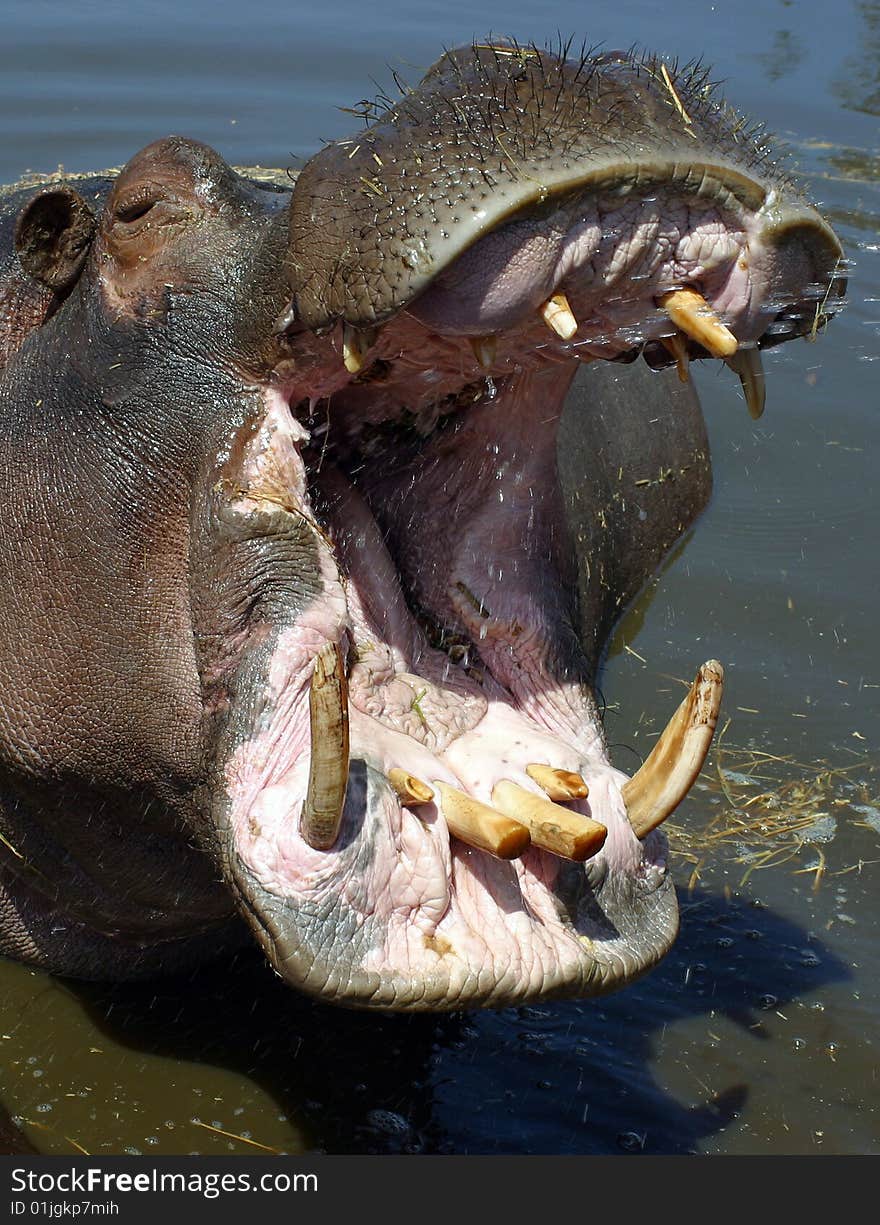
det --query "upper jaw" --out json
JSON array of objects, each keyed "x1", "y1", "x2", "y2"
[{"x1": 283, "y1": 41, "x2": 845, "y2": 339}]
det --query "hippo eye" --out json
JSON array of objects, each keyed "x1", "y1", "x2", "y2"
[{"x1": 115, "y1": 197, "x2": 159, "y2": 224}]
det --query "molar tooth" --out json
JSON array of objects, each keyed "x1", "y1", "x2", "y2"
[
  {"x1": 469, "y1": 335, "x2": 497, "y2": 370},
  {"x1": 435, "y1": 783, "x2": 530, "y2": 860},
  {"x1": 725, "y1": 346, "x2": 766, "y2": 419},
  {"x1": 301, "y1": 642, "x2": 350, "y2": 850},
  {"x1": 491, "y1": 780, "x2": 607, "y2": 862},
  {"x1": 342, "y1": 323, "x2": 377, "y2": 374},
  {"x1": 622, "y1": 660, "x2": 724, "y2": 840},
  {"x1": 525, "y1": 764, "x2": 589, "y2": 802},
  {"x1": 388, "y1": 769, "x2": 434, "y2": 806},
  {"x1": 540, "y1": 293, "x2": 578, "y2": 341},
  {"x1": 659, "y1": 288, "x2": 738, "y2": 359},
  {"x1": 660, "y1": 332, "x2": 691, "y2": 384}
]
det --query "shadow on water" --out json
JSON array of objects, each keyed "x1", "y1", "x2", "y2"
[
  {"x1": 44, "y1": 882, "x2": 848, "y2": 1155},
  {"x1": 0, "y1": 1102, "x2": 37, "y2": 1155}
]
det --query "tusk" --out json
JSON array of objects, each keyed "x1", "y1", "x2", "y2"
[
  {"x1": 435, "y1": 783, "x2": 530, "y2": 859},
  {"x1": 301, "y1": 642, "x2": 350, "y2": 850},
  {"x1": 469, "y1": 335, "x2": 497, "y2": 370},
  {"x1": 660, "y1": 331, "x2": 691, "y2": 384},
  {"x1": 622, "y1": 660, "x2": 724, "y2": 839},
  {"x1": 388, "y1": 768, "x2": 434, "y2": 806},
  {"x1": 492, "y1": 780, "x2": 607, "y2": 862},
  {"x1": 342, "y1": 323, "x2": 377, "y2": 374},
  {"x1": 540, "y1": 293, "x2": 578, "y2": 341},
  {"x1": 725, "y1": 346, "x2": 766, "y2": 419},
  {"x1": 659, "y1": 288, "x2": 738, "y2": 359},
  {"x1": 525, "y1": 763, "x2": 589, "y2": 802}
]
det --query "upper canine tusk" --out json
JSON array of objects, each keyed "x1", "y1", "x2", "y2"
[
  {"x1": 659, "y1": 289, "x2": 739, "y2": 359},
  {"x1": 301, "y1": 642, "x2": 350, "y2": 850},
  {"x1": 540, "y1": 293, "x2": 578, "y2": 341},
  {"x1": 622, "y1": 660, "x2": 724, "y2": 839},
  {"x1": 435, "y1": 783, "x2": 530, "y2": 859},
  {"x1": 342, "y1": 323, "x2": 377, "y2": 374},
  {"x1": 660, "y1": 331, "x2": 691, "y2": 383},
  {"x1": 725, "y1": 346, "x2": 766, "y2": 419},
  {"x1": 388, "y1": 769, "x2": 434, "y2": 806},
  {"x1": 469, "y1": 335, "x2": 497, "y2": 370},
  {"x1": 492, "y1": 780, "x2": 606, "y2": 862},
  {"x1": 525, "y1": 764, "x2": 589, "y2": 802}
]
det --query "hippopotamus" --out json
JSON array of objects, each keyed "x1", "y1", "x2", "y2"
[{"x1": 0, "y1": 42, "x2": 844, "y2": 1010}]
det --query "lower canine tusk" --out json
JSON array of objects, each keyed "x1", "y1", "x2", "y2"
[
  {"x1": 435, "y1": 783, "x2": 530, "y2": 859},
  {"x1": 622, "y1": 660, "x2": 724, "y2": 839},
  {"x1": 301, "y1": 642, "x2": 350, "y2": 850},
  {"x1": 659, "y1": 289, "x2": 738, "y2": 359},
  {"x1": 492, "y1": 780, "x2": 606, "y2": 861},
  {"x1": 388, "y1": 769, "x2": 434, "y2": 806}
]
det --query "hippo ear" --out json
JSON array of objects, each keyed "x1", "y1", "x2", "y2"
[{"x1": 14, "y1": 186, "x2": 96, "y2": 291}]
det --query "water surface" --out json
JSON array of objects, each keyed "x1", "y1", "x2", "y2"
[{"x1": 0, "y1": 0, "x2": 877, "y2": 1156}]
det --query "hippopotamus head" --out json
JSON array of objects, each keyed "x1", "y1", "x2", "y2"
[{"x1": 0, "y1": 43, "x2": 844, "y2": 1009}]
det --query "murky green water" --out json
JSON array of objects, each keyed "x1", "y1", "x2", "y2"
[{"x1": 0, "y1": 0, "x2": 877, "y2": 1155}]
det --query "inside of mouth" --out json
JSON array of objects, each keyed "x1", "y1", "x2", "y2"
[{"x1": 219, "y1": 184, "x2": 839, "y2": 1006}]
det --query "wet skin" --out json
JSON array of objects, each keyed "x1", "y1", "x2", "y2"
[{"x1": 0, "y1": 43, "x2": 845, "y2": 1009}]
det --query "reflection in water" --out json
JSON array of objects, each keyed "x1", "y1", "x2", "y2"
[
  {"x1": 756, "y1": 30, "x2": 806, "y2": 82},
  {"x1": 0, "y1": 883, "x2": 850, "y2": 1155},
  {"x1": 832, "y1": 1, "x2": 880, "y2": 115}
]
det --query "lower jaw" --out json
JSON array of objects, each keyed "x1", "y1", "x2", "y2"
[{"x1": 216, "y1": 363, "x2": 681, "y2": 1010}]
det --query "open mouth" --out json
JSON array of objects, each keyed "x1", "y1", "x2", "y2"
[{"x1": 212, "y1": 45, "x2": 845, "y2": 1010}]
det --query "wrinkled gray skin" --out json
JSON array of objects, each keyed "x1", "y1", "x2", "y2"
[{"x1": 0, "y1": 43, "x2": 844, "y2": 1010}]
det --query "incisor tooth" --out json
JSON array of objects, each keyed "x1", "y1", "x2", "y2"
[
  {"x1": 660, "y1": 332, "x2": 691, "y2": 384},
  {"x1": 342, "y1": 323, "x2": 377, "y2": 374},
  {"x1": 525, "y1": 764, "x2": 589, "y2": 802},
  {"x1": 388, "y1": 769, "x2": 434, "y2": 806},
  {"x1": 301, "y1": 642, "x2": 350, "y2": 850},
  {"x1": 469, "y1": 335, "x2": 497, "y2": 370},
  {"x1": 622, "y1": 660, "x2": 724, "y2": 839},
  {"x1": 492, "y1": 780, "x2": 606, "y2": 862},
  {"x1": 659, "y1": 288, "x2": 738, "y2": 359},
  {"x1": 435, "y1": 783, "x2": 530, "y2": 859},
  {"x1": 540, "y1": 293, "x2": 578, "y2": 341},
  {"x1": 725, "y1": 346, "x2": 766, "y2": 419}
]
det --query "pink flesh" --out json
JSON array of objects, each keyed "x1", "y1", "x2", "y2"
[
  {"x1": 215, "y1": 184, "x2": 825, "y2": 1004},
  {"x1": 223, "y1": 375, "x2": 650, "y2": 997}
]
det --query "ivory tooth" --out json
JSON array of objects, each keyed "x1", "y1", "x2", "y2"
[
  {"x1": 435, "y1": 783, "x2": 530, "y2": 860},
  {"x1": 660, "y1": 331, "x2": 691, "y2": 384},
  {"x1": 388, "y1": 769, "x2": 434, "y2": 806},
  {"x1": 725, "y1": 346, "x2": 766, "y2": 419},
  {"x1": 659, "y1": 288, "x2": 738, "y2": 359},
  {"x1": 540, "y1": 292, "x2": 578, "y2": 341},
  {"x1": 622, "y1": 660, "x2": 724, "y2": 840},
  {"x1": 525, "y1": 764, "x2": 589, "y2": 802},
  {"x1": 301, "y1": 642, "x2": 350, "y2": 850},
  {"x1": 469, "y1": 335, "x2": 497, "y2": 370},
  {"x1": 492, "y1": 780, "x2": 607, "y2": 862},
  {"x1": 342, "y1": 323, "x2": 377, "y2": 374}
]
